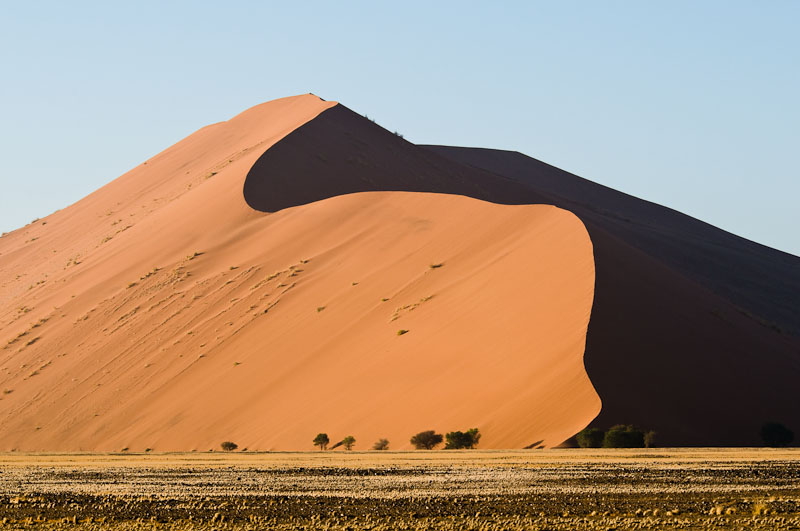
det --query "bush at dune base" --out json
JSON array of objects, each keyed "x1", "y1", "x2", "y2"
[
  {"x1": 372, "y1": 438, "x2": 390, "y2": 451},
  {"x1": 760, "y1": 422, "x2": 794, "y2": 447},
  {"x1": 576, "y1": 428, "x2": 605, "y2": 448},
  {"x1": 313, "y1": 433, "x2": 330, "y2": 450},
  {"x1": 445, "y1": 428, "x2": 481, "y2": 449},
  {"x1": 410, "y1": 430, "x2": 443, "y2": 450},
  {"x1": 603, "y1": 425, "x2": 646, "y2": 448}
]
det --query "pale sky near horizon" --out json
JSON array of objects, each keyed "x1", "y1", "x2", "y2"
[{"x1": 1, "y1": 1, "x2": 798, "y2": 255}]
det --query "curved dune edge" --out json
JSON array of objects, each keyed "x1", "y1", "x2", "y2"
[
  {"x1": 0, "y1": 95, "x2": 599, "y2": 450},
  {"x1": 241, "y1": 102, "x2": 545, "y2": 214}
]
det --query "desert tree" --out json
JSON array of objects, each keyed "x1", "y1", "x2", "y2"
[
  {"x1": 444, "y1": 428, "x2": 481, "y2": 449},
  {"x1": 602, "y1": 425, "x2": 645, "y2": 448},
  {"x1": 220, "y1": 441, "x2": 238, "y2": 452},
  {"x1": 576, "y1": 428, "x2": 604, "y2": 448},
  {"x1": 313, "y1": 433, "x2": 330, "y2": 450},
  {"x1": 342, "y1": 435, "x2": 356, "y2": 451},
  {"x1": 372, "y1": 438, "x2": 389, "y2": 451},
  {"x1": 410, "y1": 430, "x2": 443, "y2": 450}
]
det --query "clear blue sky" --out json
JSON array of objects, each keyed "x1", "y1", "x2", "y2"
[{"x1": 1, "y1": 1, "x2": 798, "y2": 255}]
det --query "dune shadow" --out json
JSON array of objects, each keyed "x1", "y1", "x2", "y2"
[{"x1": 242, "y1": 104, "x2": 543, "y2": 213}]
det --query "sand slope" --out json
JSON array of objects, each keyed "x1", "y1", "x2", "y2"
[
  {"x1": 0, "y1": 95, "x2": 597, "y2": 451},
  {"x1": 425, "y1": 146, "x2": 800, "y2": 446}
]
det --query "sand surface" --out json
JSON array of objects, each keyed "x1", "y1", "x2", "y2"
[
  {"x1": 0, "y1": 450, "x2": 798, "y2": 530},
  {"x1": 0, "y1": 95, "x2": 597, "y2": 451}
]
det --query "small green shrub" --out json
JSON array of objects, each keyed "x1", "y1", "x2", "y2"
[
  {"x1": 410, "y1": 430, "x2": 443, "y2": 450},
  {"x1": 372, "y1": 438, "x2": 389, "y2": 450},
  {"x1": 342, "y1": 435, "x2": 356, "y2": 450},
  {"x1": 445, "y1": 428, "x2": 481, "y2": 449},
  {"x1": 576, "y1": 428, "x2": 605, "y2": 448},
  {"x1": 220, "y1": 441, "x2": 238, "y2": 452}
]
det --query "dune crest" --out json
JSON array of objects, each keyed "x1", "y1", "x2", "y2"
[{"x1": 0, "y1": 97, "x2": 598, "y2": 451}]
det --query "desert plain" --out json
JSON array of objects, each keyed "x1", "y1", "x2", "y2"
[{"x1": 0, "y1": 449, "x2": 799, "y2": 530}]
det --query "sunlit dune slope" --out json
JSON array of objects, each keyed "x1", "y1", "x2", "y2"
[{"x1": 0, "y1": 95, "x2": 597, "y2": 451}]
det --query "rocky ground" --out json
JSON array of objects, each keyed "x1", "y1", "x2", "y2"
[{"x1": 0, "y1": 449, "x2": 798, "y2": 529}]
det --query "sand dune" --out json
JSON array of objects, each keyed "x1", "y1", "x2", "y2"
[
  {"x1": 214, "y1": 97, "x2": 800, "y2": 446},
  {"x1": 3, "y1": 92, "x2": 795, "y2": 450},
  {"x1": 0, "y1": 95, "x2": 597, "y2": 451}
]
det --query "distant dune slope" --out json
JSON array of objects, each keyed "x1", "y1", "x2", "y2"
[{"x1": 0, "y1": 95, "x2": 598, "y2": 451}]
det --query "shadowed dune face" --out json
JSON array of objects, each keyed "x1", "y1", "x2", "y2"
[
  {"x1": 243, "y1": 105, "x2": 542, "y2": 213},
  {"x1": 0, "y1": 96, "x2": 599, "y2": 451}
]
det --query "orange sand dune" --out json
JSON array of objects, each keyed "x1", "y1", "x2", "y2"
[{"x1": 0, "y1": 95, "x2": 597, "y2": 451}]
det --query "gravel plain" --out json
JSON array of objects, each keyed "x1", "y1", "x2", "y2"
[{"x1": 0, "y1": 449, "x2": 798, "y2": 529}]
